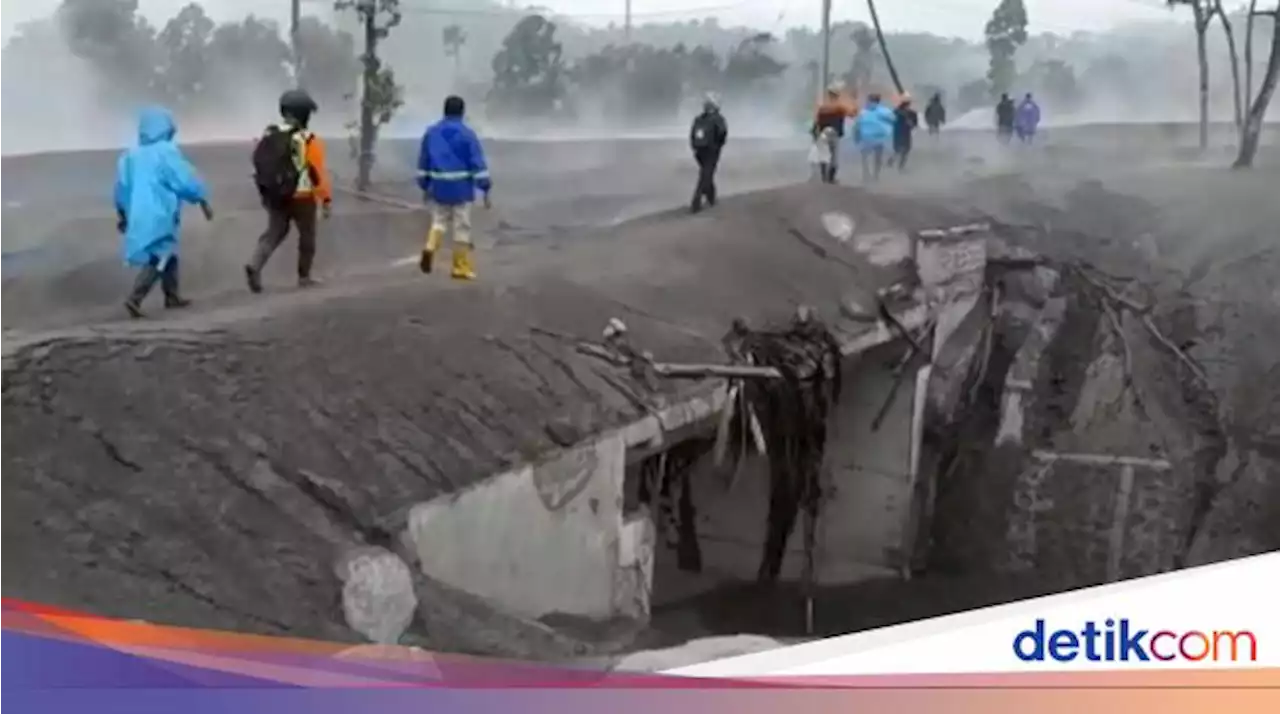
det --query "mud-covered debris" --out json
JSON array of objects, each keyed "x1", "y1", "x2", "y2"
[{"x1": 337, "y1": 547, "x2": 419, "y2": 645}]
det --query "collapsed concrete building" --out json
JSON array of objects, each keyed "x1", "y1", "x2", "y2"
[{"x1": 2, "y1": 184, "x2": 1270, "y2": 660}]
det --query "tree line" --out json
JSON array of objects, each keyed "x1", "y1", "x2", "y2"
[{"x1": 2, "y1": 0, "x2": 1276, "y2": 168}]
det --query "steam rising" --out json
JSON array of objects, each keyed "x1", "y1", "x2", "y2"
[{"x1": 0, "y1": 2, "x2": 1270, "y2": 156}]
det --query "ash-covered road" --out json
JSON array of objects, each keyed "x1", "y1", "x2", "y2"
[{"x1": 2, "y1": 136, "x2": 811, "y2": 329}]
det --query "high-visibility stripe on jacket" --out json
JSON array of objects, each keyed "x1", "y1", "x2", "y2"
[
  {"x1": 275, "y1": 123, "x2": 332, "y2": 203},
  {"x1": 416, "y1": 117, "x2": 491, "y2": 206}
]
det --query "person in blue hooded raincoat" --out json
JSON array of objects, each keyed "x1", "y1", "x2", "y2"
[
  {"x1": 852, "y1": 93, "x2": 897, "y2": 182},
  {"x1": 114, "y1": 106, "x2": 213, "y2": 318},
  {"x1": 1014, "y1": 93, "x2": 1042, "y2": 144}
]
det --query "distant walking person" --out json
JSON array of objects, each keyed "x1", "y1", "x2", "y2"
[
  {"x1": 812, "y1": 87, "x2": 849, "y2": 183},
  {"x1": 853, "y1": 93, "x2": 896, "y2": 182},
  {"x1": 995, "y1": 93, "x2": 1016, "y2": 144},
  {"x1": 689, "y1": 95, "x2": 728, "y2": 212},
  {"x1": 888, "y1": 93, "x2": 919, "y2": 171},
  {"x1": 418, "y1": 95, "x2": 492, "y2": 280},
  {"x1": 924, "y1": 92, "x2": 946, "y2": 135},
  {"x1": 1015, "y1": 92, "x2": 1042, "y2": 144},
  {"x1": 245, "y1": 88, "x2": 332, "y2": 294},
  {"x1": 115, "y1": 105, "x2": 214, "y2": 318}
]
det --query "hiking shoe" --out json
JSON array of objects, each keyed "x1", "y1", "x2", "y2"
[
  {"x1": 124, "y1": 299, "x2": 144, "y2": 319},
  {"x1": 298, "y1": 276, "x2": 322, "y2": 289},
  {"x1": 244, "y1": 265, "x2": 262, "y2": 294},
  {"x1": 164, "y1": 296, "x2": 192, "y2": 309}
]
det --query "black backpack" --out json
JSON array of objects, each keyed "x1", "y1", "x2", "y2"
[
  {"x1": 691, "y1": 113, "x2": 719, "y2": 150},
  {"x1": 252, "y1": 125, "x2": 302, "y2": 206}
]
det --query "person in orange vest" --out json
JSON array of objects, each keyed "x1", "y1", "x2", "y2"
[
  {"x1": 245, "y1": 89, "x2": 333, "y2": 293},
  {"x1": 812, "y1": 87, "x2": 850, "y2": 183}
]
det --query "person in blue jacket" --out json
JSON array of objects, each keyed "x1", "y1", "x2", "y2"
[
  {"x1": 416, "y1": 95, "x2": 492, "y2": 281},
  {"x1": 114, "y1": 106, "x2": 214, "y2": 318},
  {"x1": 853, "y1": 93, "x2": 897, "y2": 182}
]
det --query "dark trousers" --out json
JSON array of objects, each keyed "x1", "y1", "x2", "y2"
[
  {"x1": 692, "y1": 149, "x2": 721, "y2": 210},
  {"x1": 891, "y1": 141, "x2": 912, "y2": 171},
  {"x1": 127, "y1": 255, "x2": 181, "y2": 305},
  {"x1": 250, "y1": 199, "x2": 318, "y2": 278}
]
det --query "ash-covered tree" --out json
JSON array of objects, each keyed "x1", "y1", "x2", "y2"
[
  {"x1": 336, "y1": 0, "x2": 405, "y2": 191},
  {"x1": 156, "y1": 3, "x2": 215, "y2": 108},
  {"x1": 846, "y1": 23, "x2": 878, "y2": 94},
  {"x1": 1167, "y1": 0, "x2": 1215, "y2": 150},
  {"x1": 1024, "y1": 58, "x2": 1081, "y2": 110},
  {"x1": 443, "y1": 24, "x2": 467, "y2": 77},
  {"x1": 957, "y1": 77, "x2": 990, "y2": 113},
  {"x1": 1234, "y1": 3, "x2": 1280, "y2": 168},
  {"x1": 570, "y1": 43, "x2": 691, "y2": 123},
  {"x1": 203, "y1": 17, "x2": 292, "y2": 109},
  {"x1": 721, "y1": 32, "x2": 787, "y2": 99},
  {"x1": 296, "y1": 17, "x2": 361, "y2": 114},
  {"x1": 1210, "y1": 0, "x2": 1245, "y2": 131},
  {"x1": 56, "y1": 0, "x2": 165, "y2": 104},
  {"x1": 684, "y1": 44, "x2": 723, "y2": 97},
  {"x1": 488, "y1": 14, "x2": 569, "y2": 119},
  {"x1": 984, "y1": 0, "x2": 1028, "y2": 98}
]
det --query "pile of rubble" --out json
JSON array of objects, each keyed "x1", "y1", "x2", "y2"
[{"x1": 919, "y1": 230, "x2": 1275, "y2": 588}]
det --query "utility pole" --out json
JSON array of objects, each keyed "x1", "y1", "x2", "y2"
[
  {"x1": 820, "y1": 0, "x2": 832, "y2": 97},
  {"x1": 291, "y1": 0, "x2": 303, "y2": 87},
  {"x1": 358, "y1": 0, "x2": 378, "y2": 191},
  {"x1": 625, "y1": 0, "x2": 632, "y2": 43}
]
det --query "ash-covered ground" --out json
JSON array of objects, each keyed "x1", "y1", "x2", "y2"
[{"x1": 2, "y1": 125, "x2": 1278, "y2": 662}]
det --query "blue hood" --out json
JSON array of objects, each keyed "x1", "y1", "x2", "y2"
[{"x1": 137, "y1": 106, "x2": 177, "y2": 145}]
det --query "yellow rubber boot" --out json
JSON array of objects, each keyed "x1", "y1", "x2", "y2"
[
  {"x1": 450, "y1": 244, "x2": 477, "y2": 281},
  {"x1": 420, "y1": 227, "x2": 444, "y2": 274}
]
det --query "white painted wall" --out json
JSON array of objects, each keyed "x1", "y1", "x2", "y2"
[{"x1": 406, "y1": 435, "x2": 634, "y2": 621}]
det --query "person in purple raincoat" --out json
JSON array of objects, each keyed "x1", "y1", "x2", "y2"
[{"x1": 1014, "y1": 93, "x2": 1041, "y2": 144}]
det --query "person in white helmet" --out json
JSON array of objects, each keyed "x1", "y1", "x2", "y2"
[{"x1": 689, "y1": 94, "x2": 728, "y2": 213}]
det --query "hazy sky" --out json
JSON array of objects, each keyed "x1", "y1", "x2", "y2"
[{"x1": 2, "y1": 0, "x2": 1178, "y2": 42}]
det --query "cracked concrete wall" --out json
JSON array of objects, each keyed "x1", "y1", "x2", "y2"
[{"x1": 405, "y1": 434, "x2": 634, "y2": 622}]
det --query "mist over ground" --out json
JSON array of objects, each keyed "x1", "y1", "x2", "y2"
[{"x1": 2, "y1": 0, "x2": 1273, "y2": 155}]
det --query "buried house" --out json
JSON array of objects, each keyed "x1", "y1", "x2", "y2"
[
  {"x1": 379, "y1": 203, "x2": 999, "y2": 627},
  {"x1": 2, "y1": 184, "x2": 1252, "y2": 655}
]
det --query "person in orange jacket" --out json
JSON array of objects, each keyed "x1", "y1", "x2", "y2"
[
  {"x1": 812, "y1": 87, "x2": 851, "y2": 183},
  {"x1": 245, "y1": 89, "x2": 333, "y2": 293}
]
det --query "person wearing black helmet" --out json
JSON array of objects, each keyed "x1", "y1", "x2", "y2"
[{"x1": 246, "y1": 88, "x2": 332, "y2": 293}]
